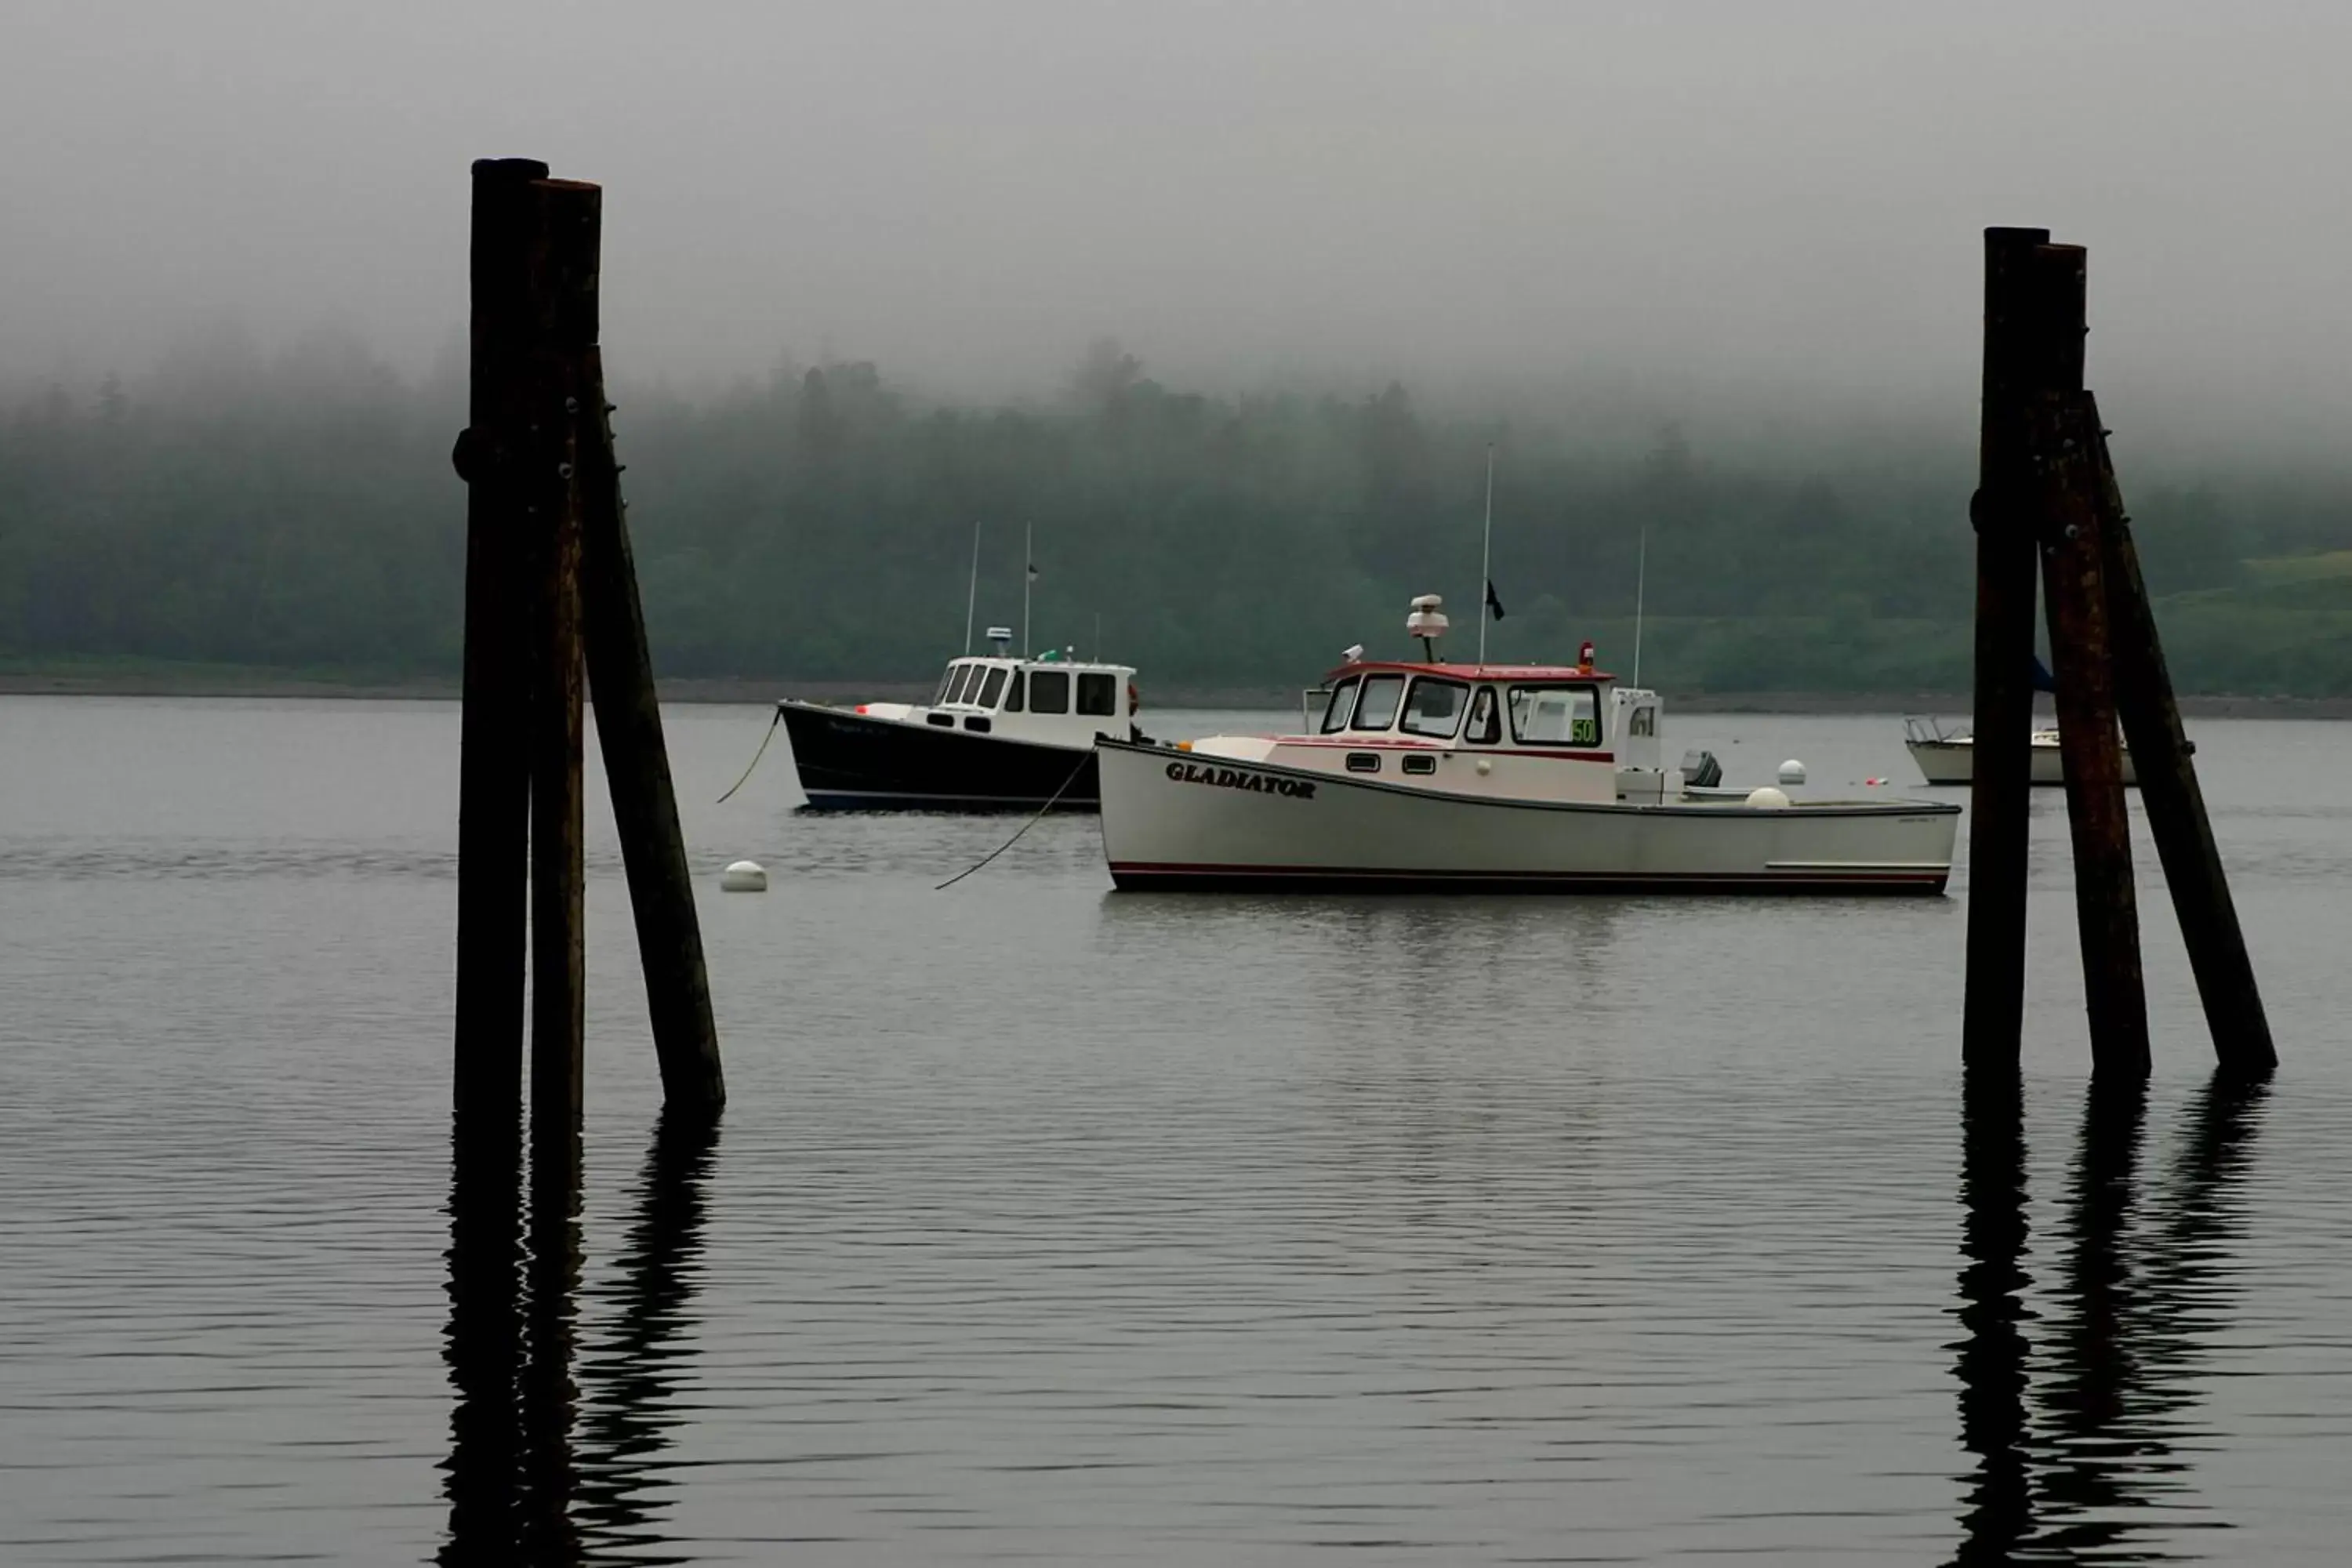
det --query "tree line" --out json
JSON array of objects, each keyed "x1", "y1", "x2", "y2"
[{"x1": 5, "y1": 332, "x2": 2350, "y2": 695}]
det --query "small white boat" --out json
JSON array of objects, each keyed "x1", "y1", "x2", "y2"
[
  {"x1": 1097, "y1": 596, "x2": 1960, "y2": 894},
  {"x1": 1903, "y1": 717, "x2": 2137, "y2": 788}
]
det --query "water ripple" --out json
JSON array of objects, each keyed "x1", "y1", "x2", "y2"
[{"x1": 4, "y1": 702, "x2": 2351, "y2": 1564}]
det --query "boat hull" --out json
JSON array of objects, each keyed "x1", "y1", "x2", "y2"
[
  {"x1": 780, "y1": 701, "x2": 1099, "y2": 811},
  {"x1": 1907, "y1": 741, "x2": 2137, "y2": 788},
  {"x1": 1099, "y1": 739, "x2": 1959, "y2": 894}
]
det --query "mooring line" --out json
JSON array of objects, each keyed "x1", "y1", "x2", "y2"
[
  {"x1": 716, "y1": 706, "x2": 782, "y2": 804},
  {"x1": 934, "y1": 752, "x2": 1094, "y2": 891}
]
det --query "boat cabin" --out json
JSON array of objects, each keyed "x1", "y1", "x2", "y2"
[
  {"x1": 912, "y1": 649, "x2": 1139, "y2": 749},
  {"x1": 1311, "y1": 663, "x2": 1611, "y2": 750},
  {"x1": 1275, "y1": 658, "x2": 1661, "y2": 803},
  {"x1": 1199, "y1": 598, "x2": 1672, "y2": 804}
]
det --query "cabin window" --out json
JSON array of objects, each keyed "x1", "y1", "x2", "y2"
[
  {"x1": 946, "y1": 665, "x2": 977, "y2": 706},
  {"x1": 1317, "y1": 676, "x2": 1361, "y2": 734},
  {"x1": 934, "y1": 665, "x2": 959, "y2": 704},
  {"x1": 1508, "y1": 684, "x2": 1602, "y2": 748},
  {"x1": 964, "y1": 715, "x2": 993, "y2": 733},
  {"x1": 1029, "y1": 670, "x2": 1070, "y2": 714},
  {"x1": 978, "y1": 667, "x2": 1007, "y2": 709},
  {"x1": 1077, "y1": 672, "x2": 1117, "y2": 717},
  {"x1": 1465, "y1": 686, "x2": 1501, "y2": 745},
  {"x1": 1399, "y1": 677, "x2": 1468, "y2": 739},
  {"x1": 1346, "y1": 753, "x2": 1381, "y2": 773},
  {"x1": 1629, "y1": 705, "x2": 1656, "y2": 737},
  {"x1": 1402, "y1": 753, "x2": 1437, "y2": 775},
  {"x1": 1352, "y1": 673, "x2": 1405, "y2": 731},
  {"x1": 1004, "y1": 671, "x2": 1025, "y2": 712}
]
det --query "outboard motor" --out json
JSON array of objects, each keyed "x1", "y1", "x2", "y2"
[{"x1": 1679, "y1": 749, "x2": 1723, "y2": 789}]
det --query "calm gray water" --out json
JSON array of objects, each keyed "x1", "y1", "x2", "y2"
[{"x1": 2, "y1": 695, "x2": 2348, "y2": 1566}]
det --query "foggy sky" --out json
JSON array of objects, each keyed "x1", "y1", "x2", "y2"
[{"x1": 5, "y1": 1, "x2": 2349, "y2": 456}]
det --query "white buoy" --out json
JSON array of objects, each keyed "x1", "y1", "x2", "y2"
[
  {"x1": 1745, "y1": 786, "x2": 1792, "y2": 809},
  {"x1": 720, "y1": 859, "x2": 768, "y2": 892},
  {"x1": 1778, "y1": 759, "x2": 1807, "y2": 786}
]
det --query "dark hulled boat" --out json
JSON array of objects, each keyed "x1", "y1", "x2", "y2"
[{"x1": 780, "y1": 647, "x2": 1139, "y2": 811}]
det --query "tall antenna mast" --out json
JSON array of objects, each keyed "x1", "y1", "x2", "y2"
[
  {"x1": 964, "y1": 520, "x2": 982, "y2": 655},
  {"x1": 1633, "y1": 523, "x2": 1647, "y2": 688},
  {"x1": 1022, "y1": 520, "x2": 1034, "y2": 657},
  {"x1": 1477, "y1": 442, "x2": 1495, "y2": 667}
]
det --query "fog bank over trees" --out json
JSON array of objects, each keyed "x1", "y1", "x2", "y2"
[{"x1": 6, "y1": 329, "x2": 2351, "y2": 696}]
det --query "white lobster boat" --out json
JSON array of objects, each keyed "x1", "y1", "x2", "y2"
[
  {"x1": 1097, "y1": 596, "x2": 1961, "y2": 895},
  {"x1": 1903, "y1": 716, "x2": 2138, "y2": 788}
]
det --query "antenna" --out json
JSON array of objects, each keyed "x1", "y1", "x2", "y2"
[
  {"x1": 1094, "y1": 610, "x2": 1102, "y2": 663},
  {"x1": 1633, "y1": 523, "x2": 1647, "y2": 688},
  {"x1": 964, "y1": 520, "x2": 982, "y2": 655},
  {"x1": 1022, "y1": 520, "x2": 1034, "y2": 657},
  {"x1": 1477, "y1": 443, "x2": 1495, "y2": 667}
]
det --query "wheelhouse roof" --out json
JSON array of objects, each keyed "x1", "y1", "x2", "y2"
[
  {"x1": 939, "y1": 654, "x2": 1134, "y2": 673},
  {"x1": 1318, "y1": 659, "x2": 1617, "y2": 684}
]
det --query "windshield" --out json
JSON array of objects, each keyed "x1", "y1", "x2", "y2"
[
  {"x1": 1317, "y1": 676, "x2": 1360, "y2": 734},
  {"x1": 1399, "y1": 677, "x2": 1468, "y2": 739},
  {"x1": 1352, "y1": 674, "x2": 1406, "y2": 731}
]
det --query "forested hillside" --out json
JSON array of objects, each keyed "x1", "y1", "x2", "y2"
[{"x1": 5, "y1": 336, "x2": 2350, "y2": 695}]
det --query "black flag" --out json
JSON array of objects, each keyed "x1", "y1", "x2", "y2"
[{"x1": 1484, "y1": 579, "x2": 1505, "y2": 620}]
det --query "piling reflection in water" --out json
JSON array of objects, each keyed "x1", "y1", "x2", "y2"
[
  {"x1": 1949, "y1": 1070, "x2": 2270, "y2": 1566},
  {"x1": 2034, "y1": 1077, "x2": 2163, "y2": 1562},
  {"x1": 1951, "y1": 1071, "x2": 2033, "y2": 1567},
  {"x1": 438, "y1": 1109, "x2": 722, "y2": 1566},
  {"x1": 440, "y1": 1109, "x2": 525, "y2": 1564},
  {"x1": 574, "y1": 1110, "x2": 724, "y2": 1562},
  {"x1": 518, "y1": 1116, "x2": 584, "y2": 1565}
]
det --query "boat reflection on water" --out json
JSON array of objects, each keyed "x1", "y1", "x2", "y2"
[
  {"x1": 1949, "y1": 1069, "x2": 2270, "y2": 1566},
  {"x1": 437, "y1": 1108, "x2": 721, "y2": 1567}
]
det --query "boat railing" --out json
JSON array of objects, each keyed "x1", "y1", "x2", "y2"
[{"x1": 1904, "y1": 715, "x2": 1970, "y2": 746}]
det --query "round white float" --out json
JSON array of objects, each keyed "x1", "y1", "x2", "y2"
[
  {"x1": 1745, "y1": 786, "x2": 1792, "y2": 809},
  {"x1": 1777, "y1": 759, "x2": 1807, "y2": 786},
  {"x1": 720, "y1": 859, "x2": 768, "y2": 892}
]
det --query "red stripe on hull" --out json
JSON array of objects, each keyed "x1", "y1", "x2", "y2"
[{"x1": 1107, "y1": 862, "x2": 1948, "y2": 895}]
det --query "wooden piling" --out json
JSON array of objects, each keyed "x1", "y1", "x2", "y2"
[
  {"x1": 1962, "y1": 227, "x2": 2056, "y2": 1065},
  {"x1": 524, "y1": 180, "x2": 601, "y2": 1131},
  {"x1": 2033, "y1": 387, "x2": 2149, "y2": 1076},
  {"x1": 577, "y1": 350, "x2": 727, "y2": 1110},
  {"x1": 457, "y1": 156, "x2": 726, "y2": 1134},
  {"x1": 2088, "y1": 423, "x2": 2278, "y2": 1073},
  {"x1": 1959, "y1": 226, "x2": 2271, "y2": 1076},
  {"x1": 453, "y1": 158, "x2": 550, "y2": 1116}
]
